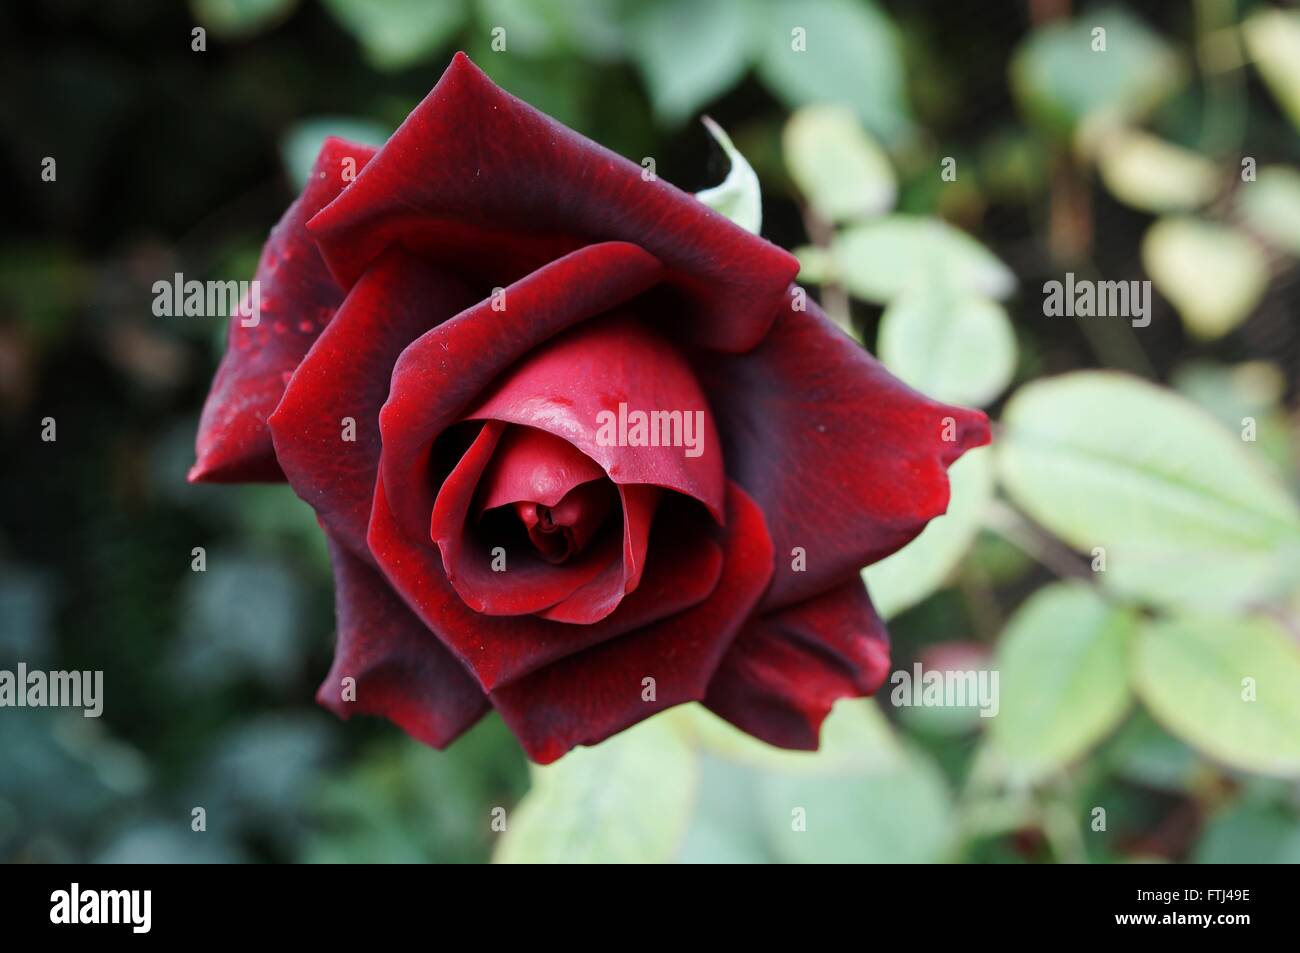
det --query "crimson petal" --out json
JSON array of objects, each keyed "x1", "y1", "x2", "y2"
[
  {"x1": 317, "y1": 537, "x2": 488, "y2": 749},
  {"x1": 430, "y1": 421, "x2": 622, "y2": 617},
  {"x1": 490, "y1": 481, "x2": 774, "y2": 764},
  {"x1": 703, "y1": 578, "x2": 890, "y2": 750},
  {"x1": 699, "y1": 291, "x2": 991, "y2": 610},
  {"x1": 378, "y1": 242, "x2": 663, "y2": 547},
  {"x1": 465, "y1": 313, "x2": 724, "y2": 522},
  {"x1": 369, "y1": 473, "x2": 724, "y2": 691},
  {"x1": 190, "y1": 137, "x2": 377, "y2": 483},
  {"x1": 307, "y1": 52, "x2": 798, "y2": 352},
  {"x1": 269, "y1": 246, "x2": 477, "y2": 558}
]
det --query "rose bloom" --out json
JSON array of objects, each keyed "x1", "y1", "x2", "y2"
[{"x1": 191, "y1": 53, "x2": 989, "y2": 763}]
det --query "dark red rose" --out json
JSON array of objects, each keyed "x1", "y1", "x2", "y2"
[{"x1": 191, "y1": 53, "x2": 989, "y2": 763}]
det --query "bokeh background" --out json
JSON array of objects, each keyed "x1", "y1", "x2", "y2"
[{"x1": 3, "y1": 0, "x2": 1300, "y2": 863}]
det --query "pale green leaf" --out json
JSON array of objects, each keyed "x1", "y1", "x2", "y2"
[
  {"x1": 1142, "y1": 217, "x2": 1269, "y2": 340},
  {"x1": 1236, "y1": 165, "x2": 1300, "y2": 257},
  {"x1": 831, "y1": 215, "x2": 1015, "y2": 304},
  {"x1": 783, "y1": 104, "x2": 895, "y2": 222},
  {"x1": 1243, "y1": 9, "x2": 1300, "y2": 131},
  {"x1": 675, "y1": 698, "x2": 899, "y2": 776},
  {"x1": 877, "y1": 279, "x2": 1016, "y2": 406},
  {"x1": 493, "y1": 714, "x2": 697, "y2": 863},
  {"x1": 630, "y1": 0, "x2": 753, "y2": 125},
  {"x1": 758, "y1": 742, "x2": 954, "y2": 863},
  {"x1": 999, "y1": 371, "x2": 1300, "y2": 612},
  {"x1": 321, "y1": 0, "x2": 466, "y2": 70},
  {"x1": 694, "y1": 117, "x2": 762, "y2": 234},
  {"x1": 989, "y1": 582, "x2": 1135, "y2": 783},
  {"x1": 1132, "y1": 615, "x2": 1300, "y2": 777},
  {"x1": 1010, "y1": 6, "x2": 1183, "y2": 135},
  {"x1": 756, "y1": 0, "x2": 910, "y2": 143},
  {"x1": 1094, "y1": 128, "x2": 1219, "y2": 212}
]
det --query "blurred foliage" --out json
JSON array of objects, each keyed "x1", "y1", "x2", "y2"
[{"x1": 2, "y1": 0, "x2": 1300, "y2": 864}]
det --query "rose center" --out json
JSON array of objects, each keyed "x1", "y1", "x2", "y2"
[{"x1": 512, "y1": 479, "x2": 617, "y2": 564}]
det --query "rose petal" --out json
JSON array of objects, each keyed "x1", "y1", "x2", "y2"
[
  {"x1": 308, "y1": 52, "x2": 798, "y2": 352},
  {"x1": 490, "y1": 481, "x2": 774, "y2": 764},
  {"x1": 699, "y1": 290, "x2": 991, "y2": 610},
  {"x1": 269, "y1": 247, "x2": 478, "y2": 558},
  {"x1": 378, "y1": 241, "x2": 663, "y2": 548},
  {"x1": 476, "y1": 424, "x2": 606, "y2": 512},
  {"x1": 465, "y1": 313, "x2": 724, "y2": 522},
  {"x1": 370, "y1": 474, "x2": 724, "y2": 690},
  {"x1": 316, "y1": 536, "x2": 488, "y2": 749},
  {"x1": 430, "y1": 421, "x2": 622, "y2": 617},
  {"x1": 190, "y1": 136, "x2": 377, "y2": 484},
  {"x1": 703, "y1": 578, "x2": 890, "y2": 750},
  {"x1": 535, "y1": 484, "x2": 660, "y2": 625}
]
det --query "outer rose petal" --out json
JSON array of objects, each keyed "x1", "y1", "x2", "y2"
[
  {"x1": 190, "y1": 136, "x2": 377, "y2": 483},
  {"x1": 490, "y1": 481, "x2": 775, "y2": 764},
  {"x1": 699, "y1": 290, "x2": 991, "y2": 610},
  {"x1": 378, "y1": 242, "x2": 663, "y2": 546},
  {"x1": 464, "y1": 314, "x2": 724, "y2": 522},
  {"x1": 307, "y1": 52, "x2": 799, "y2": 352},
  {"x1": 269, "y1": 247, "x2": 477, "y2": 558},
  {"x1": 703, "y1": 578, "x2": 890, "y2": 750},
  {"x1": 369, "y1": 473, "x2": 724, "y2": 691},
  {"x1": 317, "y1": 537, "x2": 488, "y2": 749}
]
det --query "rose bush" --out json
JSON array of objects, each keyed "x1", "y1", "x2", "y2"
[{"x1": 191, "y1": 52, "x2": 989, "y2": 763}]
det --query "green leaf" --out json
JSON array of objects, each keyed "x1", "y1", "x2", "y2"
[
  {"x1": 630, "y1": 0, "x2": 753, "y2": 126},
  {"x1": 1194, "y1": 803, "x2": 1300, "y2": 863},
  {"x1": 831, "y1": 215, "x2": 1015, "y2": 304},
  {"x1": 1010, "y1": 6, "x2": 1182, "y2": 136},
  {"x1": 755, "y1": 0, "x2": 910, "y2": 144},
  {"x1": 877, "y1": 278, "x2": 1016, "y2": 407},
  {"x1": 676, "y1": 698, "x2": 899, "y2": 776},
  {"x1": 493, "y1": 714, "x2": 698, "y2": 863},
  {"x1": 999, "y1": 371, "x2": 1300, "y2": 612},
  {"x1": 792, "y1": 244, "x2": 836, "y2": 284},
  {"x1": 757, "y1": 742, "x2": 954, "y2": 863},
  {"x1": 1132, "y1": 615, "x2": 1300, "y2": 777},
  {"x1": 1141, "y1": 217, "x2": 1269, "y2": 340},
  {"x1": 280, "y1": 117, "x2": 390, "y2": 190},
  {"x1": 1243, "y1": 9, "x2": 1300, "y2": 131},
  {"x1": 694, "y1": 117, "x2": 762, "y2": 234},
  {"x1": 1236, "y1": 165, "x2": 1300, "y2": 257},
  {"x1": 321, "y1": 0, "x2": 466, "y2": 70},
  {"x1": 864, "y1": 446, "x2": 994, "y2": 619},
  {"x1": 190, "y1": 0, "x2": 298, "y2": 38},
  {"x1": 475, "y1": 0, "x2": 626, "y2": 60},
  {"x1": 782, "y1": 104, "x2": 895, "y2": 222},
  {"x1": 989, "y1": 582, "x2": 1135, "y2": 783},
  {"x1": 1094, "y1": 128, "x2": 1219, "y2": 213}
]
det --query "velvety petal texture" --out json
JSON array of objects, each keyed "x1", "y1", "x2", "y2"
[
  {"x1": 491, "y1": 482, "x2": 774, "y2": 764},
  {"x1": 269, "y1": 247, "x2": 478, "y2": 558},
  {"x1": 699, "y1": 291, "x2": 991, "y2": 610},
  {"x1": 318, "y1": 538, "x2": 489, "y2": 749},
  {"x1": 191, "y1": 137, "x2": 377, "y2": 483},
  {"x1": 308, "y1": 52, "x2": 799, "y2": 352},
  {"x1": 192, "y1": 52, "x2": 992, "y2": 765},
  {"x1": 704, "y1": 578, "x2": 890, "y2": 749}
]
